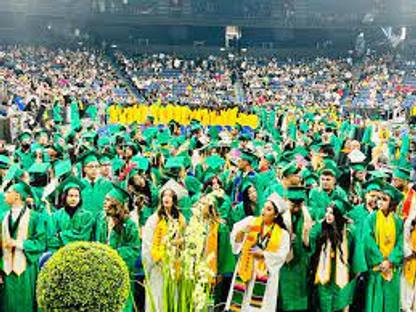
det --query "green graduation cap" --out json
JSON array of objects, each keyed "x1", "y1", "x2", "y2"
[
  {"x1": 8, "y1": 181, "x2": 33, "y2": 201},
  {"x1": 282, "y1": 161, "x2": 300, "y2": 178},
  {"x1": 240, "y1": 150, "x2": 258, "y2": 165},
  {"x1": 156, "y1": 131, "x2": 171, "y2": 146},
  {"x1": 392, "y1": 166, "x2": 411, "y2": 181},
  {"x1": 4, "y1": 164, "x2": 24, "y2": 182},
  {"x1": 286, "y1": 186, "x2": 306, "y2": 202},
  {"x1": 54, "y1": 159, "x2": 73, "y2": 179},
  {"x1": 58, "y1": 176, "x2": 86, "y2": 194},
  {"x1": 264, "y1": 153, "x2": 275, "y2": 165},
  {"x1": 99, "y1": 154, "x2": 112, "y2": 165},
  {"x1": 332, "y1": 197, "x2": 351, "y2": 215},
  {"x1": 107, "y1": 184, "x2": 131, "y2": 205},
  {"x1": 362, "y1": 179, "x2": 383, "y2": 194},
  {"x1": 17, "y1": 131, "x2": 32, "y2": 142},
  {"x1": 28, "y1": 162, "x2": 51, "y2": 174},
  {"x1": 205, "y1": 155, "x2": 225, "y2": 171},
  {"x1": 0, "y1": 154, "x2": 10, "y2": 169},
  {"x1": 319, "y1": 159, "x2": 341, "y2": 178},
  {"x1": 131, "y1": 156, "x2": 150, "y2": 172},
  {"x1": 165, "y1": 156, "x2": 185, "y2": 169},
  {"x1": 78, "y1": 150, "x2": 99, "y2": 166},
  {"x1": 381, "y1": 183, "x2": 404, "y2": 204},
  {"x1": 34, "y1": 129, "x2": 48, "y2": 139}
]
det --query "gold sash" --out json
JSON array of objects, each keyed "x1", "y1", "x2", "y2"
[
  {"x1": 237, "y1": 216, "x2": 283, "y2": 282},
  {"x1": 205, "y1": 221, "x2": 219, "y2": 284},
  {"x1": 404, "y1": 228, "x2": 416, "y2": 285},
  {"x1": 375, "y1": 210, "x2": 396, "y2": 281}
]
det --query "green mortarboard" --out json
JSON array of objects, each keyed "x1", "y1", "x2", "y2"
[
  {"x1": 34, "y1": 129, "x2": 48, "y2": 139},
  {"x1": 240, "y1": 150, "x2": 257, "y2": 165},
  {"x1": 301, "y1": 168, "x2": 319, "y2": 187},
  {"x1": 8, "y1": 181, "x2": 33, "y2": 201},
  {"x1": 58, "y1": 176, "x2": 86, "y2": 193},
  {"x1": 369, "y1": 169, "x2": 390, "y2": 180},
  {"x1": 54, "y1": 159, "x2": 73, "y2": 179},
  {"x1": 205, "y1": 155, "x2": 225, "y2": 171},
  {"x1": 78, "y1": 150, "x2": 99, "y2": 166},
  {"x1": 107, "y1": 184, "x2": 131, "y2": 205},
  {"x1": 97, "y1": 136, "x2": 111, "y2": 147},
  {"x1": 142, "y1": 127, "x2": 158, "y2": 142},
  {"x1": 239, "y1": 133, "x2": 251, "y2": 141},
  {"x1": 286, "y1": 186, "x2": 306, "y2": 202},
  {"x1": 392, "y1": 167, "x2": 411, "y2": 181},
  {"x1": 146, "y1": 116, "x2": 155, "y2": 123},
  {"x1": 28, "y1": 162, "x2": 51, "y2": 174},
  {"x1": 17, "y1": 131, "x2": 32, "y2": 142},
  {"x1": 165, "y1": 156, "x2": 185, "y2": 169},
  {"x1": 208, "y1": 127, "x2": 220, "y2": 139},
  {"x1": 0, "y1": 155, "x2": 10, "y2": 169},
  {"x1": 99, "y1": 154, "x2": 112, "y2": 165},
  {"x1": 4, "y1": 164, "x2": 24, "y2": 182},
  {"x1": 156, "y1": 131, "x2": 171, "y2": 146},
  {"x1": 381, "y1": 184, "x2": 404, "y2": 204},
  {"x1": 131, "y1": 156, "x2": 150, "y2": 171},
  {"x1": 351, "y1": 163, "x2": 366, "y2": 172},
  {"x1": 362, "y1": 179, "x2": 383, "y2": 194},
  {"x1": 319, "y1": 159, "x2": 341, "y2": 178},
  {"x1": 332, "y1": 197, "x2": 350, "y2": 215},
  {"x1": 282, "y1": 161, "x2": 300, "y2": 178},
  {"x1": 264, "y1": 154, "x2": 275, "y2": 165}
]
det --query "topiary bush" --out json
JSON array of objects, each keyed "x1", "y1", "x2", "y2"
[{"x1": 37, "y1": 242, "x2": 130, "y2": 312}]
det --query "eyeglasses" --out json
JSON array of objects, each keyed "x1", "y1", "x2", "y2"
[{"x1": 86, "y1": 165, "x2": 100, "y2": 169}]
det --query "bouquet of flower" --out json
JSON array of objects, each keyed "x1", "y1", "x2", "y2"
[{"x1": 144, "y1": 208, "x2": 215, "y2": 312}]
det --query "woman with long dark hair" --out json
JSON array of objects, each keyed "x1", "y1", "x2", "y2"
[
  {"x1": 225, "y1": 193, "x2": 290, "y2": 312},
  {"x1": 309, "y1": 200, "x2": 363, "y2": 312},
  {"x1": 142, "y1": 188, "x2": 187, "y2": 312},
  {"x1": 47, "y1": 177, "x2": 95, "y2": 252},
  {"x1": 202, "y1": 174, "x2": 232, "y2": 224},
  {"x1": 231, "y1": 183, "x2": 260, "y2": 227}
]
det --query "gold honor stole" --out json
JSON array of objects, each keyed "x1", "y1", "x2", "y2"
[
  {"x1": 237, "y1": 216, "x2": 283, "y2": 283},
  {"x1": 2, "y1": 209, "x2": 30, "y2": 276},
  {"x1": 315, "y1": 227, "x2": 349, "y2": 288},
  {"x1": 151, "y1": 215, "x2": 185, "y2": 263},
  {"x1": 404, "y1": 228, "x2": 416, "y2": 285},
  {"x1": 205, "y1": 221, "x2": 220, "y2": 284},
  {"x1": 375, "y1": 210, "x2": 396, "y2": 281}
]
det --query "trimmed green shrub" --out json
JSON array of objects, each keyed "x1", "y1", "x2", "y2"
[{"x1": 37, "y1": 242, "x2": 130, "y2": 312}]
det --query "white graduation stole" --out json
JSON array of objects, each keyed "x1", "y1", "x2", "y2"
[{"x1": 2, "y1": 208, "x2": 31, "y2": 276}]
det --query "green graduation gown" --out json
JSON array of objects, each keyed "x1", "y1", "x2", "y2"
[
  {"x1": 309, "y1": 223, "x2": 364, "y2": 312},
  {"x1": 213, "y1": 222, "x2": 236, "y2": 305},
  {"x1": 363, "y1": 211, "x2": 403, "y2": 312},
  {"x1": 279, "y1": 212, "x2": 312, "y2": 311},
  {"x1": 1, "y1": 209, "x2": 46, "y2": 312},
  {"x1": 13, "y1": 148, "x2": 34, "y2": 171},
  {"x1": 47, "y1": 207, "x2": 95, "y2": 252},
  {"x1": 81, "y1": 177, "x2": 113, "y2": 215},
  {"x1": 96, "y1": 216, "x2": 141, "y2": 312}
]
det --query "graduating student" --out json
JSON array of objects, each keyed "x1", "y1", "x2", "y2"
[
  {"x1": 79, "y1": 150, "x2": 113, "y2": 215},
  {"x1": 1, "y1": 181, "x2": 46, "y2": 312},
  {"x1": 95, "y1": 184, "x2": 140, "y2": 312},
  {"x1": 142, "y1": 187, "x2": 187, "y2": 312},
  {"x1": 47, "y1": 176, "x2": 95, "y2": 252},
  {"x1": 278, "y1": 186, "x2": 314, "y2": 312},
  {"x1": 363, "y1": 184, "x2": 404, "y2": 312},
  {"x1": 225, "y1": 193, "x2": 290, "y2": 312},
  {"x1": 309, "y1": 200, "x2": 364, "y2": 312}
]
